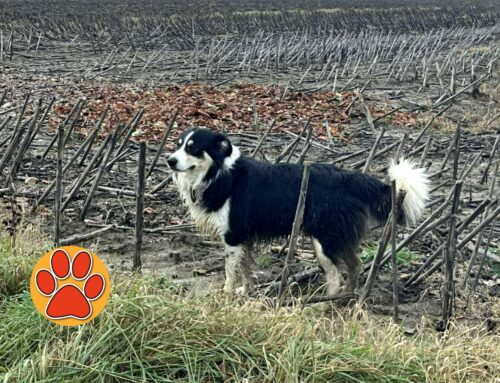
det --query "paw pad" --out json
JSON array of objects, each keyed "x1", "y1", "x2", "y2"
[{"x1": 31, "y1": 246, "x2": 110, "y2": 325}]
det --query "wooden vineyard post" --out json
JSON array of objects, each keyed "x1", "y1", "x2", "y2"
[
  {"x1": 359, "y1": 189, "x2": 406, "y2": 304},
  {"x1": 390, "y1": 181, "x2": 399, "y2": 321},
  {"x1": 278, "y1": 164, "x2": 310, "y2": 302},
  {"x1": 54, "y1": 125, "x2": 64, "y2": 246},
  {"x1": 79, "y1": 129, "x2": 118, "y2": 221},
  {"x1": 441, "y1": 181, "x2": 462, "y2": 330},
  {"x1": 134, "y1": 142, "x2": 147, "y2": 272},
  {"x1": 362, "y1": 127, "x2": 385, "y2": 174},
  {"x1": 146, "y1": 108, "x2": 179, "y2": 179}
]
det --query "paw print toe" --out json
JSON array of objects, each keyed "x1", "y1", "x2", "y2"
[
  {"x1": 84, "y1": 274, "x2": 105, "y2": 300},
  {"x1": 72, "y1": 250, "x2": 92, "y2": 280},
  {"x1": 50, "y1": 249, "x2": 70, "y2": 279},
  {"x1": 35, "y1": 269, "x2": 56, "y2": 296}
]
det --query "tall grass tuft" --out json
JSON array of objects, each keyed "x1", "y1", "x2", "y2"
[{"x1": 0, "y1": 218, "x2": 50, "y2": 297}]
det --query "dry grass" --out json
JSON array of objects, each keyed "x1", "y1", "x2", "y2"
[
  {"x1": 0, "y1": 208, "x2": 50, "y2": 297},
  {"x1": 415, "y1": 113, "x2": 456, "y2": 133}
]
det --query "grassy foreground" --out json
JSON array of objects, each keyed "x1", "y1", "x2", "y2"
[{"x1": 0, "y1": 225, "x2": 499, "y2": 382}]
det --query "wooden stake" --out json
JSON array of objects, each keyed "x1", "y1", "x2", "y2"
[
  {"x1": 363, "y1": 188, "x2": 454, "y2": 274},
  {"x1": 295, "y1": 123, "x2": 313, "y2": 164},
  {"x1": 63, "y1": 100, "x2": 85, "y2": 146},
  {"x1": 79, "y1": 130, "x2": 119, "y2": 221},
  {"x1": 359, "y1": 191, "x2": 406, "y2": 304},
  {"x1": 362, "y1": 127, "x2": 386, "y2": 174},
  {"x1": 146, "y1": 108, "x2": 179, "y2": 178},
  {"x1": 251, "y1": 119, "x2": 276, "y2": 158},
  {"x1": 114, "y1": 109, "x2": 143, "y2": 159},
  {"x1": 0, "y1": 94, "x2": 30, "y2": 174},
  {"x1": 278, "y1": 164, "x2": 310, "y2": 301},
  {"x1": 465, "y1": 213, "x2": 496, "y2": 311},
  {"x1": 480, "y1": 134, "x2": 499, "y2": 185},
  {"x1": 41, "y1": 99, "x2": 82, "y2": 161},
  {"x1": 409, "y1": 104, "x2": 450, "y2": 151},
  {"x1": 390, "y1": 181, "x2": 400, "y2": 321},
  {"x1": 28, "y1": 97, "x2": 55, "y2": 150},
  {"x1": 464, "y1": 162, "x2": 499, "y2": 284},
  {"x1": 274, "y1": 118, "x2": 311, "y2": 164},
  {"x1": 78, "y1": 106, "x2": 109, "y2": 166},
  {"x1": 418, "y1": 136, "x2": 432, "y2": 168},
  {"x1": 357, "y1": 90, "x2": 376, "y2": 133},
  {"x1": 60, "y1": 225, "x2": 115, "y2": 246},
  {"x1": 394, "y1": 133, "x2": 408, "y2": 163},
  {"x1": 441, "y1": 181, "x2": 462, "y2": 329},
  {"x1": 9, "y1": 98, "x2": 42, "y2": 181},
  {"x1": 37, "y1": 120, "x2": 104, "y2": 206},
  {"x1": 433, "y1": 73, "x2": 488, "y2": 109},
  {"x1": 61, "y1": 135, "x2": 112, "y2": 212},
  {"x1": 134, "y1": 142, "x2": 147, "y2": 272},
  {"x1": 452, "y1": 124, "x2": 461, "y2": 180},
  {"x1": 54, "y1": 125, "x2": 64, "y2": 246}
]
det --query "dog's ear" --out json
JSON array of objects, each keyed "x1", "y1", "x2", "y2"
[{"x1": 216, "y1": 134, "x2": 233, "y2": 158}]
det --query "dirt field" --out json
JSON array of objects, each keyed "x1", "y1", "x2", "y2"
[{"x1": 1, "y1": 0, "x2": 499, "y2": 330}]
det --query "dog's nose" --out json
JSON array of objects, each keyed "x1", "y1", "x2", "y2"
[{"x1": 167, "y1": 157, "x2": 178, "y2": 169}]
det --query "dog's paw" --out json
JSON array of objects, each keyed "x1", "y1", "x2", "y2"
[{"x1": 235, "y1": 286, "x2": 249, "y2": 296}]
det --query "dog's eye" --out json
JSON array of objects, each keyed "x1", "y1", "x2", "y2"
[{"x1": 186, "y1": 144, "x2": 202, "y2": 157}]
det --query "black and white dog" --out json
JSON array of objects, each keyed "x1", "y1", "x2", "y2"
[{"x1": 167, "y1": 127, "x2": 429, "y2": 296}]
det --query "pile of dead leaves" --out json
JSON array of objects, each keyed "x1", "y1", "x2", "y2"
[
  {"x1": 48, "y1": 83, "x2": 357, "y2": 142},
  {"x1": 2, "y1": 73, "x2": 419, "y2": 144}
]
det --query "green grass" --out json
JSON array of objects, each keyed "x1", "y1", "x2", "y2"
[
  {"x1": 0, "y1": 224, "x2": 499, "y2": 382},
  {"x1": 255, "y1": 254, "x2": 273, "y2": 268},
  {"x1": 361, "y1": 243, "x2": 416, "y2": 266},
  {"x1": 486, "y1": 258, "x2": 500, "y2": 276},
  {"x1": 488, "y1": 246, "x2": 500, "y2": 276},
  {"x1": 0, "y1": 221, "x2": 50, "y2": 297}
]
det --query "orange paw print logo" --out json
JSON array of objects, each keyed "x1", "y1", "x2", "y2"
[{"x1": 30, "y1": 246, "x2": 110, "y2": 326}]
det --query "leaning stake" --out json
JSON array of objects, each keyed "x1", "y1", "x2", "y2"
[
  {"x1": 278, "y1": 164, "x2": 310, "y2": 302},
  {"x1": 134, "y1": 142, "x2": 147, "y2": 272},
  {"x1": 54, "y1": 125, "x2": 64, "y2": 246},
  {"x1": 441, "y1": 181, "x2": 462, "y2": 330},
  {"x1": 390, "y1": 181, "x2": 400, "y2": 321}
]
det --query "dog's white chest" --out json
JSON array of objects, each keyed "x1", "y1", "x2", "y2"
[{"x1": 174, "y1": 172, "x2": 230, "y2": 239}]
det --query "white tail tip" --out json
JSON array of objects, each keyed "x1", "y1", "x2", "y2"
[{"x1": 389, "y1": 158, "x2": 430, "y2": 225}]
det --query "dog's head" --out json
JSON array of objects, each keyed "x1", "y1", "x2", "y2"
[{"x1": 167, "y1": 128, "x2": 237, "y2": 176}]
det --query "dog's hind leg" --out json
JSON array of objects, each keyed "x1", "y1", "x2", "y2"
[
  {"x1": 312, "y1": 238, "x2": 342, "y2": 296},
  {"x1": 341, "y1": 248, "x2": 361, "y2": 293},
  {"x1": 237, "y1": 249, "x2": 254, "y2": 296},
  {"x1": 223, "y1": 244, "x2": 243, "y2": 294}
]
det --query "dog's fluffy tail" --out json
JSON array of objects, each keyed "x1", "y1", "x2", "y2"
[{"x1": 388, "y1": 158, "x2": 430, "y2": 225}]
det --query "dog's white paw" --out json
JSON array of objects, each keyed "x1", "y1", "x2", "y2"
[
  {"x1": 235, "y1": 286, "x2": 249, "y2": 296},
  {"x1": 223, "y1": 281, "x2": 234, "y2": 294}
]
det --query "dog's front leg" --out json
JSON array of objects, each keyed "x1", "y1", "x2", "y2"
[{"x1": 223, "y1": 244, "x2": 243, "y2": 294}]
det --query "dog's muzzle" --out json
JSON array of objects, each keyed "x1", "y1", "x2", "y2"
[{"x1": 167, "y1": 156, "x2": 178, "y2": 170}]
